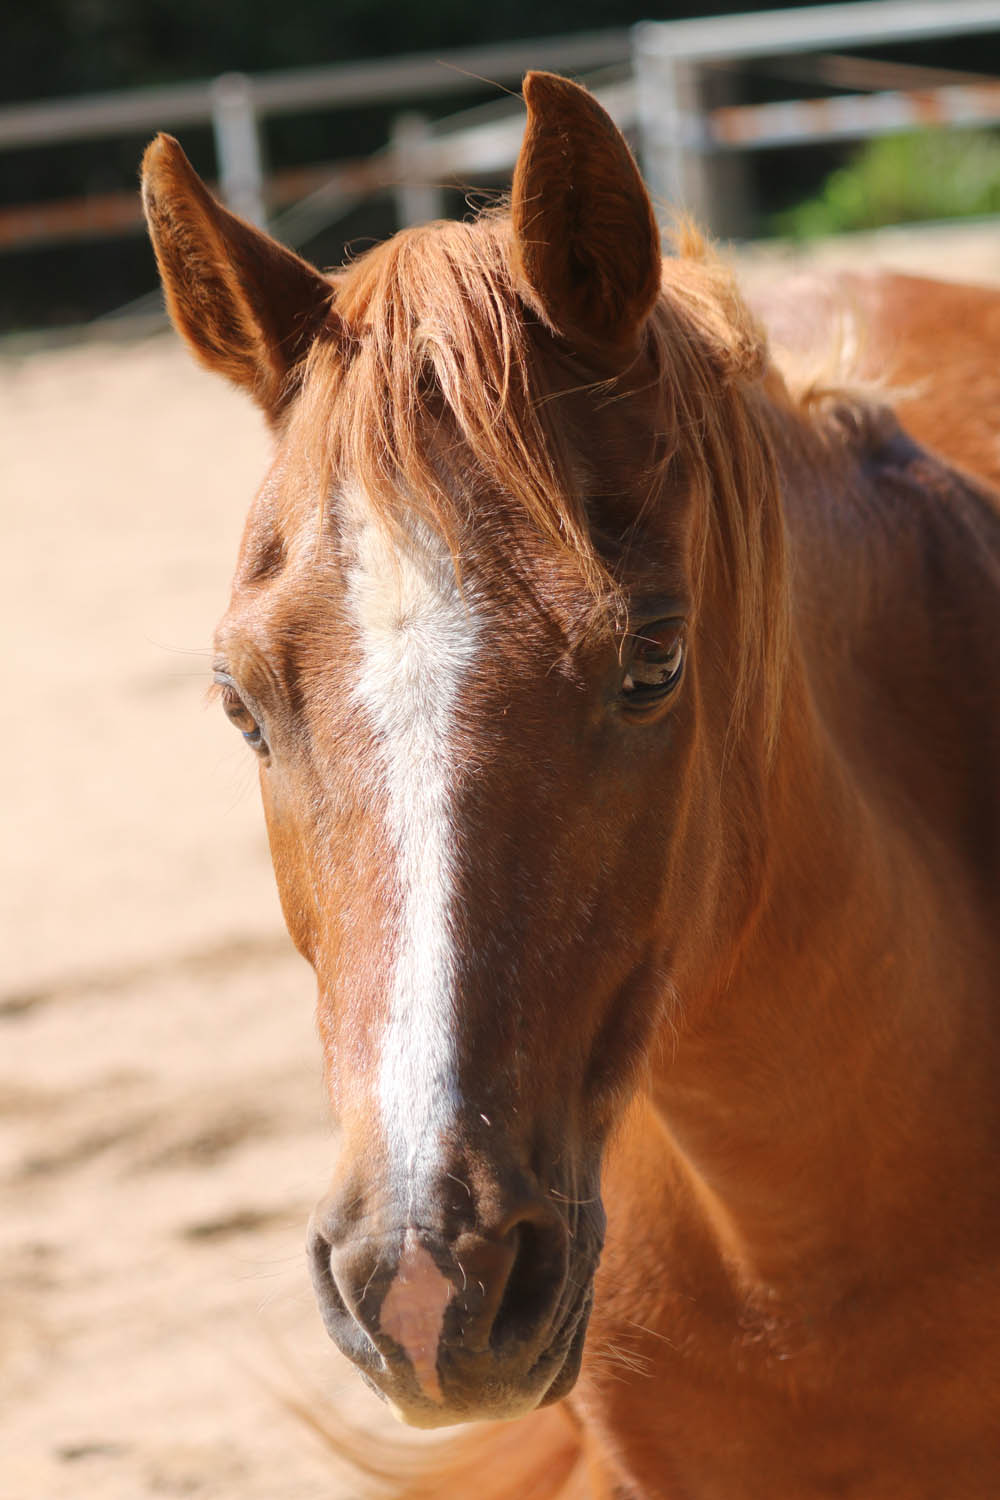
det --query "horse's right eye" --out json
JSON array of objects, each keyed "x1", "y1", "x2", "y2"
[
  {"x1": 215, "y1": 677, "x2": 268, "y2": 754},
  {"x1": 621, "y1": 619, "x2": 687, "y2": 712}
]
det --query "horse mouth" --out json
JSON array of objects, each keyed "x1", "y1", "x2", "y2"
[
  {"x1": 309, "y1": 1227, "x2": 597, "y2": 1428},
  {"x1": 366, "y1": 1277, "x2": 595, "y2": 1429}
]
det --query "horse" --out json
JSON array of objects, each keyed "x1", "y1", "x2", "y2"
[{"x1": 141, "y1": 73, "x2": 1000, "y2": 1498}]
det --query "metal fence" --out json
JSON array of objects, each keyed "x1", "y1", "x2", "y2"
[
  {"x1": 635, "y1": 0, "x2": 1000, "y2": 234},
  {"x1": 3, "y1": 0, "x2": 1000, "y2": 275},
  {"x1": 0, "y1": 30, "x2": 631, "y2": 248}
]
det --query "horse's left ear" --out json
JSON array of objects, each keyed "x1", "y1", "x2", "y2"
[
  {"x1": 511, "y1": 72, "x2": 662, "y2": 354},
  {"x1": 141, "y1": 134, "x2": 336, "y2": 422}
]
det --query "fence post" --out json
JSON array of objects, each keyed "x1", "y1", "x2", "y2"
[
  {"x1": 391, "y1": 112, "x2": 444, "y2": 228},
  {"x1": 633, "y1": 23, "x2": 755, "y2": 240},
  {"x1": 633, "y1": 23, "x2": 713, "y2": 237},
  {"x1": 211, "y1": 72, "x2": 266, "y2": 227}
]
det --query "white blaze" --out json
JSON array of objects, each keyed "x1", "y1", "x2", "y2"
[
  {"x1": 345, "y1": 488, "x2": 478, "y2": 1198},
  {"x1": 379, "y1": 1229, "x2": 454, "y2": 1400}
]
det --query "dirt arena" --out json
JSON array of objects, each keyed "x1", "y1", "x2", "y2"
[{"x1": 4, "y1": 220, "x2": 1000, "y2": 1499}]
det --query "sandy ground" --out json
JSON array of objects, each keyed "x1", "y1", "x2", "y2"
[
  {"x1": 1, "y1": 340, "x2": 382, "y2": 1498},
  {"x1": 4, "y1": 219, "x2": 1000, "y2": 1500}
]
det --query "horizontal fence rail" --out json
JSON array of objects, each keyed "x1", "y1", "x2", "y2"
[
  {"x1": 709, "y1": 80, "x2": 1000, "y2": 149},
  {"x1": 0, "y1": 30, "x2": 630, "y2": 150},
  {"x1": 3, "y1": 0, "x2": 1000, "y2": 305},
  {"x1": 635, "y1": 0, "x2": 1000, "y2": 236},
  {"x1": 635, "y1": 0, "x2": 1000, "y2": 65},
  {"x1": 0, "y1": 79, "x2": 637, "y2": 254}
]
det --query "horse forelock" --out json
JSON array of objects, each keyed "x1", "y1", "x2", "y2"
[{"x1": 288, "y1": 212, "x2": 790, "y2": 749}]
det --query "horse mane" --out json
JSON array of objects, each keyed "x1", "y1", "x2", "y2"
[
  {"x1": 286, "y1": 1395, "x2": 587, "y2": 1500},
  {"x1": 294, "y1": 213, "x2": 790, "y2": 749}
]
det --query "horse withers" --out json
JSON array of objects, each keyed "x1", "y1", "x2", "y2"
[{"x1": 142, "y1": 73, "x2": 1000, "y2": 1498}]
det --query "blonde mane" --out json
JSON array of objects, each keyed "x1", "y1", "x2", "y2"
[{"x1": 295, "y1": 213, "x2": 790, "y2": 748}]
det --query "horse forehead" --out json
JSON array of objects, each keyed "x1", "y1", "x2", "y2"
[
  {"x1": 336, "y1": 479, "x2": 586, "y2": 649},
  {"x1": 227, "y1": 467, "x2": 598, "y2": 706},
  {"x1": 341, "y1": 483, "x2": 469, "y2": 637}
]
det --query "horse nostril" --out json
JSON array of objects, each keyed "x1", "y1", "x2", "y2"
[
  {"x1": 307, "y1": 1218, "x2": 347, "y2": 1324},
  {"x1": 307, "y1": 1190, "x2": 572, "y2": 1398},
  {"x1": 489, "y1": 1215, "x2": 568, "y2": 1352},
  {"x1": 308, "y1": 1213, "x2": 389, "y2": 1371}
]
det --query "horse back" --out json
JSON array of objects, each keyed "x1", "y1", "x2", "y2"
[
  {"x1": 755, "y1": 268, "x2": 1000, "y2": 496},
  {"x1": 757, "y1": 269, "x2": 1000, "y2": 914}
]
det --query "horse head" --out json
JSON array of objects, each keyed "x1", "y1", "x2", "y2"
[{"x1": 142, "y1": 74, "x2": 784, "y2": 1428}]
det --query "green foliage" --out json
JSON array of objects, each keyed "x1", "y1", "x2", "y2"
[{"x1": 773, "y1": 127, "x2": 1000, "y2": 239}]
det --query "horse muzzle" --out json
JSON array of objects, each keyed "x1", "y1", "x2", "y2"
[{"x1": 307, "y1": 1174, "x2": 601, "y2": 1427}]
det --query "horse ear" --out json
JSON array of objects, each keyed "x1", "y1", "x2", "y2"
[
  {"x1": 141, "y1": 134, "x2": 336, "y2": 421},
  {"x1": 511, "y1": 72, "x2": 662, "y2": 353}
]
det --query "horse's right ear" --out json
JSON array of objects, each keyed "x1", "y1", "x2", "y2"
[
  {"x1": 141, "y1": 135, "x2": 336, "y2": 422},
  {"x1": 511, "y1": 72, "x2": 661, "y2": 355}
]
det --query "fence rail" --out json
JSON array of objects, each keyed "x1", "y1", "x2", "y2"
[
  {"x1": 3, "y1": 1, "x2": 1000, "y2": 274},
  {"x1": 710, "y1": 81, "x2": 1000, "y2": 150},
  {"x1": 0, "y1": 30, "x2": 630, "y2": 150},
  {"x1": 635, "y1": 0, "x2": 1000, "y2": 235}
]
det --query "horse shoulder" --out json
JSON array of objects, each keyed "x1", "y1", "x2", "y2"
[{"x1": 753, "y1": 267, "x2": 1000, "y2": 495}]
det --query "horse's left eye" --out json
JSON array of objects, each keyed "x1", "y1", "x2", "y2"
[
  {"x1": 217, "y1": 679, "x2": 268, "y2": 754},
  {"x1": 622, "y1": 620, "x2": 686, "y2": 706}
]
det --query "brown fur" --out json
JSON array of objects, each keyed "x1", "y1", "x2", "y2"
[
  {"x1": 142, "y1": 134, "x2": 336, "y2": 421},
  {"x1": 289, "y1": 1400, "x2": 588, "y2": 1500},
  {"x1": 510, "y1": 72, "x2": 662, "y2": 351},
  {"x1": 289, "y1": 212, "x2": 788, "y2": 749},
  {"x1": 143, "y1": 72, "x2": 1000, "y2": 1500}
]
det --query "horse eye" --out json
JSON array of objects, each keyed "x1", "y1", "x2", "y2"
[
  {"x1": 621, "y1": 620, "x2": 686, "y2": 706},
  {"x1": 217, "y1": 680, "x2": 268, "y2": 754}
]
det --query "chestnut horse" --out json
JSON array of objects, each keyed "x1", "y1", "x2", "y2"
[{"x1": 142, "y1": 74, "x2": 1000, "y2": 1499}]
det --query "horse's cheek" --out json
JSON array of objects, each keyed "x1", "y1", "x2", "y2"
[{"x1": 258, "y1": 768, "x2": 318, "y2": 964}]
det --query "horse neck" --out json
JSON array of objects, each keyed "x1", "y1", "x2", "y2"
[{"x1": 645, "y1": 409, "x2": 999, "y2": 1295}]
